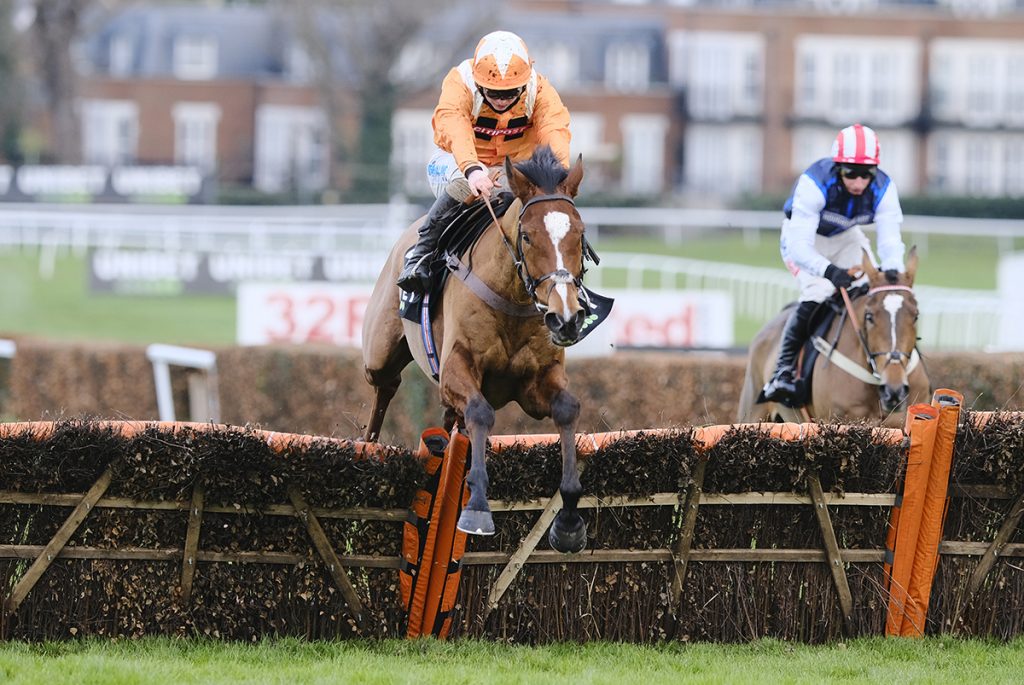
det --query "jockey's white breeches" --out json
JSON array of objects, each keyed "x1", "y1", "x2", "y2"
[
  {"x1": 781, "y1": 225, "x2": 880, "y2": 303},
  {"x1": 426, "y1": 148, "x2": 509, "y2": 201}
]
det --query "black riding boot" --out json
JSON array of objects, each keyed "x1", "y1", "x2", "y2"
[
  {"x1": 396, "y1": 191, "x2": 461, "y2": 294},
  {"x1": 760, "y1": 300, "x2": 817, "y2": 404}
]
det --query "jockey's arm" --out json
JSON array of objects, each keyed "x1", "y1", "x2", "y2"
[
  {"x1": 782, "y1": 174, "x2": 830, "y2": 277},
  {"x1": 873, "y1": 179, "x2": 906, "y2": 273},
  {"x1": 432, "y1": 68, "x2": 482, "y2": 174}
]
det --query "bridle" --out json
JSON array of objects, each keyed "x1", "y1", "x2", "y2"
[
  {"x1": 839, "y1": 284, "x2": 918, "y2": 382},
  {"x1": 483, "y1": 193, "x2": 599, "y2": 314}
]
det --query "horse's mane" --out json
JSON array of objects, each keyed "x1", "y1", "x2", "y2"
[{"x1": 514, "y1": 146, "x2": 568, "y2": 194}]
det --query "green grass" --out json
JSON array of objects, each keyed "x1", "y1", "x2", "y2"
[
  {"x1": 0, "y1": 230, "x2": 1011, "y2": 348},
  {"x1": 0, "y1": 251, "x2": 235, "y2": 346},
  {"x1": 0, "y1": 636, "x2": 1022, "y2": 684},
  {"x1": 596, "y1": 230, "x2": 1016, "y2": 291}
]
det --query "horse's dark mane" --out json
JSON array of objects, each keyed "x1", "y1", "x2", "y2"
[{"x1": 514, "y1": 146, "x2": 568, "y2": 194}]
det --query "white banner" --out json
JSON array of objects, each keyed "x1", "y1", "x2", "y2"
[{"x1": 237, "y1": 284, "x2": 733, "y2": 350}]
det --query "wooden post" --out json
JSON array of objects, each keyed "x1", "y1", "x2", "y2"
[
  {"x1": 807, "y1": 474, "x2": 856, "y2": 636},
  {"x1": 967, "y1": 491, "x2": 1024, "y2": 596},
  {"x1": 482, "y1": 490, "x2": 564, "y2": 623},
  {"x1": 669, "y1": 457, "x2": 707, "y2": 612},
  {"x1": 3, "y1": 465, "x2": 113, "y2": 617},
  {"x1": 288, "y1": 486, "x2": 365, "y2": 628},
  {"x1": 180, "y1": 483, "x2": 205, "y2": 603}
]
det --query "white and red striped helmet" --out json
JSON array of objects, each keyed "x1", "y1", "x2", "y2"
[{"x1": 831, "y1": 124, "x2": 880, "y2": 165}]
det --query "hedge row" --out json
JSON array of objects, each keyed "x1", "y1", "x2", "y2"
[{"x1": 3, "y1": 337, "x2": 1024, "y2": 447}]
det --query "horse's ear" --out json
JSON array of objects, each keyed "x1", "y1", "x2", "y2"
[
  {"x1": 905, "y1": 245, "x2": 918, "y2": 286},
  {"x1": 861, "y1": 249, "x2": 880, "y2": 282},
  {"x1": 505, "y1": 156, "x2": 531, "y2": 200},
  {"x1": 562, "y1": 155, "x2": 584, "y2": 198}
]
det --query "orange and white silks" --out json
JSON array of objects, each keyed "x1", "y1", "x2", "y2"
[{"x1": 431, "y1": 61, "x2": 571, "y2": 174}]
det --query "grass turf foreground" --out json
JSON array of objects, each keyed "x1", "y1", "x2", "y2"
[{"x1": 1, "y1": 637, "x2": 1023, "y2": 685}]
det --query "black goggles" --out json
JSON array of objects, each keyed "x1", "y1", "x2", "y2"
[
  {"x1": 839, "y1": 165, "x2": 877, "y2": 180},
  {"x1": 480, "y1": 86, "x2": 523, "y2": 101}
]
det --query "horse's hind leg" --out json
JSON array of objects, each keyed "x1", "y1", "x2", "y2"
[
  {"x1": 362, "y1": 343, "x2": 412, "y2": 443},
  {"x1": 363, "y1": 374, "x2": 401, "y2": 442},
  {"x1": 547, "y1": 388, "x2": 586, "y2": 554}
]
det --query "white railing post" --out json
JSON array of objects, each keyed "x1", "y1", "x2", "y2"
[{"x1": 145, "y1": 344, "x2": 220, "y2": 423}]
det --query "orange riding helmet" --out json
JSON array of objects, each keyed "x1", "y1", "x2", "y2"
[{"x1": 472, "y1": 30, "x2": 532, "y2": 90}]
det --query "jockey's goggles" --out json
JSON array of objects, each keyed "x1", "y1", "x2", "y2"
[
  {"x1": 480, "y1": 86, "x2": 523, "y2": 101},
  {"x1": 839, "y1": 164, "x2": 877, "y2": 180}
]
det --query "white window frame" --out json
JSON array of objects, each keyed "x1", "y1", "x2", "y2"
[
  {"x1": 531, "y1": 42, "x2": 578, "y2": 89},
  {"x1": 605, "y1": 41, "x2": 649, "y2": 93},
  {"x1": 109, "y1": 34, "x2": 133, "y2": 77},
  {"x1": 676, "y1": 31, "x2": 764, "y2": 120},
  {"x1": 172, "y1": 102, "x2": 221, "y2": 172},
  {"x1": 621, "y1": 114, "x2": 667, "y2": 195},
  {"x1": 684, "y1": 124, "x2": 762, "y2": 196},
  {"x1": 254, "y1": 105, "x2": 328, "y2": 194},
  {"x1": 390, "y1": 108, "x2": 435, "y2": 196},
  {"x1": 80, "y1": 99, "x2": 138, "y2": 166},
  {"x1": 173, "y1": 35, "x2": 218, "y2": 80},
  {"x1": 795, "y1": 35, "x2": 919, "y2": 126}
]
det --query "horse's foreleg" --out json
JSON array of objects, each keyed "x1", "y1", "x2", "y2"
[
  {"x1": 548, "y1": 388, "x2": 586, "y2": 554},
  {"x1": 456, "y1": 393, "x2": 496, "y2": 535}
]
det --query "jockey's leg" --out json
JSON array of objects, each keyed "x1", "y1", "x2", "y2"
[
  {"x1": 396, "y1": 189, "x2": 460, "y2": 294},
  {"x1": 761, "y1": 300, "x2": 816, "y2": 404}
]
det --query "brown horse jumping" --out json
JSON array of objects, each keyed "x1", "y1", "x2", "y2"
[
  {"x1": 361, "y1": 146, "x2": 591, "y2": 553},
  {"x1": 738, "y1": 248, "x2": 929, "y2": 425}
]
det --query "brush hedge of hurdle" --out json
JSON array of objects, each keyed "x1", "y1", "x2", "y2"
[{"x1": 2, "y1": 401, "x2": 1024, "y2": 643}]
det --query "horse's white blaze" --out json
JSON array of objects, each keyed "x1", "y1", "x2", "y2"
[
  {"x1": 883, "y1": 293, "x2": 904, "y2": 352},
  {"x1": 543, "y1": 211, "x2": 574, "y2": 320}
]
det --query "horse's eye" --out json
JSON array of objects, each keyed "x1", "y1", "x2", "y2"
[
  {"x1": 520, "y1": 233, "x2": 531, "y2": 245},
  {"x1": 865, "y1": 312, "x2": 875, "y2": 324}
]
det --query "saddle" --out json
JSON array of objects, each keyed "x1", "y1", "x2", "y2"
[
  {"x1": 780, "y1": 284, "x2": 868, "y2": 408},
  {"x1": 398, "y1": 192, "x2": 516, "y2": 326}
]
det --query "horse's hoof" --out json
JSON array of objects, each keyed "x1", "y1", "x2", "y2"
[
  {"x1": 548, "y1": 513, "x2": 587, "y2": 554},
  {"x1": 457, "y1": 508, "x2": 495, "y2": 536}
]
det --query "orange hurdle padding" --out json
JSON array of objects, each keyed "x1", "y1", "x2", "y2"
[
  {"x1": 884, "y1": 403, "x2": 940, "y2": 637},
  {"x1": 400, "y1": 428, "x2": 449, "y2": 638},
  {"x1": 900, "y1": 389, "x2": 963, "y2": 637},
  {"x1": 419, "y1": 430, "x2": 470, "y2": 639}
]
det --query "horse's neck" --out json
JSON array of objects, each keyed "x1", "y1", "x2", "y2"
[
  {"x1": 470, "y1": 223, "x2": 532, "y2": 305},
  {"x1": 832, "y1": 300, "x2": 867, "y2": 364}
]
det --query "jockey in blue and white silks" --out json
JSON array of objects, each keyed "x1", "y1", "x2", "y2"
[{"x1": 760, "y1": 124, "x2": 908, "y2": 406}]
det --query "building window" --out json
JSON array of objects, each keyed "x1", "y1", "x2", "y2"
[
  {"x1": 621, "y1": 115, "x2": 667, "y2": 195},
  {"x1": 254, "y1": 105, "x2": 328, "y2": 193},
  {"x1": 1004, "y1": 138, "x2": 1024, "y2": 197},
  {"x1": 796, "y1": 55, "x2": 817, "y2": 114},
  {"x1": 966, "y1": 54, "x2": 997, "y2": 124},
  {"x1": 173, "y1": 35, "x2": 217, "y2": 80},
  {"x1": 172, "y1": 102, "x2": 221, "y2": 171},
  {"x1": 109, "y1": 34, "x2": 133, "y2": 77},
  {"x1": 80, "y1": 99, "x2": 138, "y2": 166},
  {"x1": 391, "y1": 109, "x2": 434, "y2": 196},
  {"x1": 532, "y1": 42, "x2": 578, "y2": 89},
  {"x1": 605, "y1": 41, "x2": 649, "y2": 92},
  {"x1": 965, "y1": 138, "x2": 994, "y2": 196}
]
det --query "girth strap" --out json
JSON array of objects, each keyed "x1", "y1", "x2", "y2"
[{"x1": 445, "y1": 254, "x2": 542, "y2": 318}]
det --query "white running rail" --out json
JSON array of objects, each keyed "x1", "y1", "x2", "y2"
[{"x1": 589, "y1": 253, "x2": 1001, "y2": 351}]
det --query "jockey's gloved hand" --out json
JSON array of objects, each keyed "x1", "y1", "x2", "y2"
[
  {"x1": 466, "y1": 165, "x2": 494, "y2": 199},
  {"x1": 884, "y1": 268, "x2": 900, "y2": 284},
  {"x1": 824, "y1": 264, "x2": 854, "y2": 289}
]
